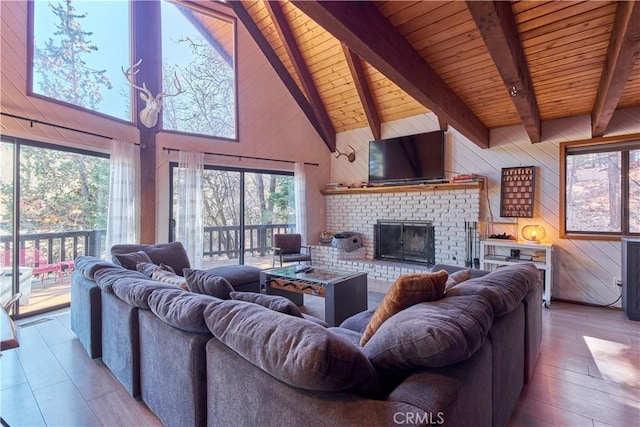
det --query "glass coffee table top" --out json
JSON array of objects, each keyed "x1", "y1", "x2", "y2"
[{"x1": 266, "y1": 265, "x2": 363, "y2": 284}]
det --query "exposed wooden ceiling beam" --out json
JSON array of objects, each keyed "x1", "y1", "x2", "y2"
[
  {"x1": 437, "y1": 116, "x2": 449, "y2": 132},
  {"x1": 292, "y1": 0, "x2": 489, "y2": 149},
  {"x1": 341, "y1": 44, "x2": 381, "y2": 141},
  {"x1": 591, "y1": 1, "x2": 640, "y2": 137},
  {"x1": 263, "y1": 0, "x2": 336, "y2": 151},
  {"x1": 466, "y1": 1, "x2": 542, "y2": 143},
  {"x1": 227, "y1": 1, "x2": 334, "y2": 151}
]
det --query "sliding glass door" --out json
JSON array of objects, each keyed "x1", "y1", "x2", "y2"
[
  {"x1": 171, "y1": 165, "x2": 295, "y2": 269},
  {"x1": 0, "y1": 137, "x2": 109, "y2": 318}
]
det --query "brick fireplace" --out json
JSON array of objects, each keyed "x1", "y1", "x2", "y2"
[{"x1": 315, "y1": 184, "x2": 482, "y2": 281}]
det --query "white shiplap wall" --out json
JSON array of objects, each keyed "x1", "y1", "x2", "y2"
[{"x1": 331, "y1": 107, "x2": 640, "y2": 307}]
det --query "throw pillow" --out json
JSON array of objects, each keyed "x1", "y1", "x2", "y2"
[
  {"x1": 114, "y1": 250, "x2": 153, "y2": 271},
  {"x1": 445, "y1": 268, "x2": 472, "y2": 292},
  {"x1": 360, "y1": 270, "x2": 448, "y2": 346},
  {"x1": 229, "y1": 291, "x2": 303, "y2": 317},
  {"x1": 184, "y1": 268, "x2": 234, "y2": 300},
  {"x1": 136, "y1": 261, "x2": 160, "y2": 278},
  {"x1": 151, "y1": 268, "x2": 188, "y2": 290},
  {"x1": 159, "y1": 263, "x2": 176, "y2": 274}
]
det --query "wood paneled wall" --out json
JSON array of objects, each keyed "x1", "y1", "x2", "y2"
[
  {"x1": 331, "y1": 107, "x2": 640, "y2": 307},
  {"x1": 0, "y1": 1, "x2": 330, "y2": 245}
]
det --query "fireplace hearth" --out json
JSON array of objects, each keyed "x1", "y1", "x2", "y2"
[{"x1": 374, "y1": 220, "x2": 435, "y2": 266}]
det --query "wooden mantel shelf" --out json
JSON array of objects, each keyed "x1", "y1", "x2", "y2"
[{"x1": 320, "y1": 181, "x2": 483, "y2": 195}]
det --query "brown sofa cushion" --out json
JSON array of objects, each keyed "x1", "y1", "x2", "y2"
[
  {"x1": 204, "y1": 300, "x2": 381, "y2": 396},
  {"x1": 363, "y1": 295, "x2": 494, "y2": 370},
  {"x1": 360, "y1": 270, "x2": 448, "y2": 346}
]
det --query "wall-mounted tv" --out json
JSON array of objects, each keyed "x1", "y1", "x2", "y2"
[{"x1": 368, "y1": 130, "x2": 445, "y2": 184}]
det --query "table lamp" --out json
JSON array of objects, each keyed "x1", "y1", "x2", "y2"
[{"x1": 521, "y1": 225, "x2": 545, "y2": 243}]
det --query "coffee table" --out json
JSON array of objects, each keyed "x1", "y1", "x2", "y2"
[{"x1": 260, "y1": 266, "x2": 368, "y2": 326}]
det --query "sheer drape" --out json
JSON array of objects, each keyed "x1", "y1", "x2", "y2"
[
  {"x1": 175, "y1": 151, "x2": 204, "y2": 269},
  {"x1": 294, "y1": 162, "x2": 307, "y2": 244},
  {"x1": 105, "y1": 139, "x2": 139, "y2": 256}
]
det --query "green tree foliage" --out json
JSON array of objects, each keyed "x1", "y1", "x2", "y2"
[
  {"x1": 162, "y1": 36, "x2": 235, "y2": 138},
  {"x1": 33, "y1": 0, "x2": 112, "y2": 109},
  {"x1": 0, "y1": 146, "x2": 109, "y2": 233}
]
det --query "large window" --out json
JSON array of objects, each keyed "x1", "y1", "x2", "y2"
[
  {"x1": 170, "y1": 165, "x2": 294, "y2": 267},
  {"x1": 161, "y1": 1, "x2": 237, "y2": 139},
  {"x1": 561, "y1": 137, "x2": 640, "y2": 238},
  {"x1": 0, "y1": 138, "x2": 109, "y2": 318},
  {"x1": 30, "y1": 0, "x2": 131, "y2": 121}
]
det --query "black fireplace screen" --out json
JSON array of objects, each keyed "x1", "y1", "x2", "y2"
[{"x1": 374, "y1": 220, "x2": 435, "y2": 266}]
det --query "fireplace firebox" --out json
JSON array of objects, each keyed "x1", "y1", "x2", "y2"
[{"x1": 374, "y1": 220, "x2": 435, "y2": 266}]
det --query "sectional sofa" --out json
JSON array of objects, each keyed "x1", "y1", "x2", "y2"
[{"x1": 70, "y1": 244, "x2": 542, "y2": 427}]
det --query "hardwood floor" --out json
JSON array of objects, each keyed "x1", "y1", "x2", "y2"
[{"x1": 1, "y1": 301, "x2": 638, "y2": 426}]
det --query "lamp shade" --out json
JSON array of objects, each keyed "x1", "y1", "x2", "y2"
[{"x1": 521, "y1": 225, "x2": 546, "y2": 243}]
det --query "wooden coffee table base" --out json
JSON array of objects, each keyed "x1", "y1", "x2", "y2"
[{"x1": 260, "y1": 269, "x2": 368, "y2": 326}]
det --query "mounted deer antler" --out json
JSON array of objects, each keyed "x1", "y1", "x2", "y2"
[
  {"x1": 335, "y1": 145, "x2": 356, "y2": 162},
  {"x1": 122, "y1": 59, "x2": 185, "y2": 128}
]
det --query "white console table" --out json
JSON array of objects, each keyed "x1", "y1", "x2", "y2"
[{"x1": 480, "y1": 240, "x2": 554, "y2": 308}]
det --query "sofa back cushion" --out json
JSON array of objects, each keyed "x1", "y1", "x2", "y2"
[
  {"x1": 74, "y1": 256, "x2": 118, "y2": 280},
  {"x1": 111, "y1": 278, "x2": 179, "y2": 309},
  {"x1": 363, "y1": 295, "x2": 493, "y2": 370},
  {"x1": 111, "y1": 242, "x2": 191, "y2": 276},
  {"x1": 148, "y1": 288, "x2": 221, "y2": 335},
  {"x1": 184, "y1": 269, "x2": 234, "y2": 299},
  {"x1": 204, "y1": 300, "x2": 380, "y2": 396},
  {"x1": 445, "y1": 263, "x2": 540, "y2": 316},
  {"x1": 360, "y1": 270, "x2": 448, "y2": 346},
  {"x1": 93, "y1": 265, "x2": 149, "y2": 294},
  {"x1": 229, "y1": 291, "x2": 303, "y2": 317}
]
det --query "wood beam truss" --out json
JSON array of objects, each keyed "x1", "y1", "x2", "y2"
[
  {"x1": 292, "y1": 0, "x2": 489, "y2": 149},
  {"x1": 263, "y1": 1, "x2": 336, "y2": 151},
  {"x1": 591, "y1": 1, "x2": 640, "y2": 137},
  {"x1": 467, "y1": 1, "x2": 542, "y2": 143},
  {"x1": 341, "y1": 44, "x2": 381, "y2": 141}
]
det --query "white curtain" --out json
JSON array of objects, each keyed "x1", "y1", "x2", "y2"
[
  {"x1": 175, "y1": 151, "x2": 204, "y2": 269},
  {"x1": 105, "y1": 139, "x2": 139, "y2": 257},
  {"x1": 294, "y1": 162, "x2": 307, "y2": 244}
]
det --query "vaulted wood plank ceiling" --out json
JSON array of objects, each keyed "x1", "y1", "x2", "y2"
[{"x1": 198, "y1": 0, "x2": 640, "y2": 150}]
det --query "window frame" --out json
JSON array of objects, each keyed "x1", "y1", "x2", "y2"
[
  {"x1": 168, "y1": 163, "x2": 294, "y2": 264},
  {"x1": 559, "y1": 133, "x2": 640, "y2": 240},
  {"x1": 159, "y1": 2, "x2": 239, "y2": 141},
  {"x1": 27, "y1": 0, "x2": 134, "y2": 125}
]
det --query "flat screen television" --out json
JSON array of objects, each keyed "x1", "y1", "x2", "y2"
[{"x1": 368, "y1": 130, "x2": 445, "y2": 184}]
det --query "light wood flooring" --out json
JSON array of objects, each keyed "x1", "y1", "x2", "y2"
[{"x1": 1, "y1": 300, "x2": 638, "y2": 426}]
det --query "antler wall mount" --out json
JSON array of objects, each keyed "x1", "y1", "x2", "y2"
[
  {"x1": 335, "y1": 145, "x2": 356, "y2": 162},
  {"x1": 122, "y1": 59, "x2": 185, "y2": 128}
]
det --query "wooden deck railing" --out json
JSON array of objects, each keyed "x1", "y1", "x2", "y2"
[{"x1": 0, "y1": 223, "x2": 295, "y2": 265}]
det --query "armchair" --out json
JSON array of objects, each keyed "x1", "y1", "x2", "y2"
[{"x1": 272, "y1": 234, "x2": 312, "y2": 267}]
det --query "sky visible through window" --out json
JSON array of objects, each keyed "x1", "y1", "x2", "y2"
[
  {"x1": 32, "y1": 0, "x2": 131, "y2": 120},
  {"x1": 32, "y1": 0, "x2": 236, "y2": 138}
]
